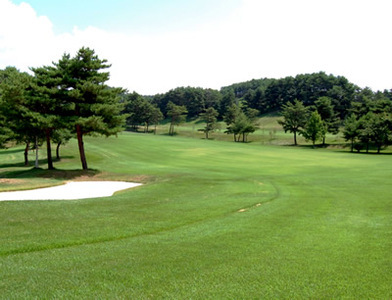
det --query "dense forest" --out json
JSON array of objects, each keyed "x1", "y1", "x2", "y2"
[{"x1": 1, "y1": 47, "x2": 392, "y2": 171}]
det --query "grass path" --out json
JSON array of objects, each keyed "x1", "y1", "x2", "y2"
[{"x1": 0, "y1": 132, "x2": 391, "y2": 298}]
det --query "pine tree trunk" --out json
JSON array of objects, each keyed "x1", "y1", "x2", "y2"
[
  {"x1": 56, "y1": 141, "x2": 62, "y2": 160},
  {"x1": 76, "y1": 124, "x2": 88, "y2": 170},
  {"x1": 35, "y1": 136, "x2": 39, "y2": 169},
  {"x1": 46, "y1": 129, "x2": 54, "y2": 170},
  {"x1": 24, "y1": 142, "x2": 29, "y2": 166}
]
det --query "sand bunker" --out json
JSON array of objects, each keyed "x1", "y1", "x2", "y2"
[{"x1": 0, "y1": 181, "x2": 142, "y2": 201}]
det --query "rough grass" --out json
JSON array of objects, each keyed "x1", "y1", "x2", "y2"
[{"x1": 0, "y1": 132, "x2": 391, "y2": 298}]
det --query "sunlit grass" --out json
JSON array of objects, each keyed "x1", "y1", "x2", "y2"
[{"x1": 0, "y1": 132, "x2": 391, "y2": 298}]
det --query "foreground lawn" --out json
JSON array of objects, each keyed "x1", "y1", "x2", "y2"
[{"x1": 0, "y1": 132, "x2": 391, "y2": 298}]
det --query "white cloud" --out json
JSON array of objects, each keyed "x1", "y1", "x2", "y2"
[
  {"x1": 0, "y1": 1, "x2": 57, "y2": 67},
  {"x1": 1, "y1": 0, "x2": 392, "y2": 94}
]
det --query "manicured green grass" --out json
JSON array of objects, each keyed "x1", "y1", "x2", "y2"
[
  {"x1": 153, "y1": 114, "x2": 353, "y2": 148},
  {"x1": 0, "y1": 132, "x2": 391, "y2": 298}
]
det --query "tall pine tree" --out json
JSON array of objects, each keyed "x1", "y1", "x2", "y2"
[{"x1": 55, "y1": 47, "x2": 125, "y2": 170}]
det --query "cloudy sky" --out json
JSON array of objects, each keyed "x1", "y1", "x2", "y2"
[{"x1": 1, "y1": 0, "x2": 391, "y2": 95}]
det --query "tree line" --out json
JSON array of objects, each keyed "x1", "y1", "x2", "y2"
[
  {"x1": 278, "y1": 91, "x2": 392, "y2": 152},
  {"x1": 123, "y1": 72, "x2": 391, "y2": 151}
]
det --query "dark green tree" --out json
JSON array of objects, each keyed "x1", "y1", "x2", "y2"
[
  {"x1": 229, "y1": 111, "x2": 257, "y2": 142},
  {"x1": 143, "y1": 102, "x2": 163, "y2": 133},
  {"x1": 245, "y1": 107, "x2": 260, "y2": 121},
  {"x1": 204, "y1": 88, "x2": 222, "y2": 114},
  {"x1": 55, "y1": 47, "x2": 126, "y2": 170},
  {"x1": 224, "y1": 103, "x2": 241, "y2": 141},
  {"x1": 29, "y1": 65, "x2": 63, "y2": 169},
  {"x1": 0, "y1": 108, "x2": 12, "y2": 148},
  {"x1": 123, "y1": 92, "x2": 163, "y2": 133},
  {"x1": 219, "y1": 89, "x2": 236, "y2": 117},
  {"x1": 124, "y1": 92, "x2": 148, "y2": 131},
  {"x1": 224, "y1": 104, "x2": 258, "y2": 143},
  {"x1": 166, "y1": 101, "x2": 188, "y2": 136},
  {"x1": 314, "y1": 96, "x2": 340, "y2": 145},
  {"x1": 343, "y1": 114, "x2": 360, "y2": 152},
  {"x1": 278, "y1": 100, "x2": 309, "y2": 145},
  {"x1": 149, "y1": 105, "x2": 164, "y2": 134},
  {"x1": 359, "y1": 112, "x2": 390, "y2": 153},
  {"x1": 0, "y1": 69, "x2": 16, "y2": 148},
  {"x1": 301, "y1": 111, "x2": 324, "y2": 146},
  {"x1": 0, "y1": 67, "x2": 37, "y2": 164},
  {"x1": 199, "y1": 107, "x2": 219, "y2": 139}
]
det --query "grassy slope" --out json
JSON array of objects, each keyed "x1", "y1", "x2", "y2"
[
  {"x1": 155, "y1": 114, "x2": 348, "y2": 147},
  {"x1": 0, "y1": 132, "x2": 391, "y2": 298}
]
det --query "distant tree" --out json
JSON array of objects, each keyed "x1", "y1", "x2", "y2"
[
  {"x1": 123, "y1": 93, "x2": 163, "y2": 133},
  {"x1": 224, "y1": 103, "x2": 242, "y2": 141},
  {"x1": 314, "y1": 96, "x2": 340, "y2": 145},
  {"x1": 301, "y1": 111, "x2": 324, "y2": 147},
  {"x1": 55, "y1": 47, "x2": 126, "y2": 170},
  {"x1": 278, "y1": 100, "x2": 309, "y2": 145},
  {"x1": 359, "y1": 112, "x2": 391, "y2": 153},
  {"x1": 204, "y1": 88, "x2": 222, "y2": 113},
  {"x1": 223, "y1": 103, "x2": 241, "y2": 125},
  {"x1": 166, "y1": 101, "x2": 188, "y2": 136},
  {"x1": 124, "y1": 92, "x2": 148, "y2": 131},
  {"x1": 245, "y1": 107, "x2": 260, "y2": 121},
  {"x1": 229, "y1": 111, "x2": 257, "y2": 142},
  {"x1": 350, "y1": 88, "x2": 374, "y2": 118},
  {"x1": 149, "y1": 105, "x2": 164, "y2": 134},
  {"x1": 358, "y1": 113, "x2": 372, "y2": 153},
  {"x1": 184, "y1": 87, "x2": 205, "y2": 117},
  {"x1": 153, "y1": 86, "x2": 220, "y2": 119},
  {"x1": 221, "y1": 77, "x2": 273, "y2": 113},
  {"x1": 199, "y1": 107, "x2": 219, "y2": 139},
  {"x1": 219, "y1": 89, "x2": 236, "y2": 117},
  {"x1": 224, "y1": 104, "x2": 258, "y2": 143},
  {"x1": 343, "y1": 114, "x2": 360, "y2": 152}
]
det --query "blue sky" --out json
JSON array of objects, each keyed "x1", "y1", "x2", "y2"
[
  {"x1": 12, "y1": 0, "x2": 241, "y2": 34},
  {"x1": 2, "y1": 0, "x2": 392, "y2": 94}
]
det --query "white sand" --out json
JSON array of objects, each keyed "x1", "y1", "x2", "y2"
[{"x1": 0, "y1": 181, "x2": 142, "y2": 201}]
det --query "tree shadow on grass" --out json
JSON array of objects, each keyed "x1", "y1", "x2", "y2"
[
  {"x1": 162, "y1": 132, "x2": 179, "y2": 136},
  {"x1": 0, "y1": 161, "x2": 29, "y2": 168},
  {"x1": 0, "y1": 156, "x2": 75, "y2": 169},
  {"x1": 0, "y1": 148, "x2": 24, "y2": 155},
  {"x1": 0, "y1": 167, "x2": 100, "y2": 180},
  {"x1": 281, "y1": 143, "x2": 392, "y2": 155},
  {"x1": 334, "y1": 150, "x2": 392, "y2": 156}
]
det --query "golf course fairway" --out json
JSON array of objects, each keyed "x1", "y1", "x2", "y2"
[{"x1": 0, "y1": 132, "x2": 391, "y2": 298}]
